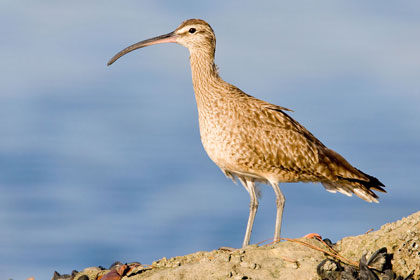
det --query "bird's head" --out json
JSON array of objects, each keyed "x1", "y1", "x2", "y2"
[{"x1": 107, "y1": 19, "x2": 216, "y2": 66}]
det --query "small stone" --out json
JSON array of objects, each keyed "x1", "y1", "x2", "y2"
[
  {"x1": 217, "y1": 253, "x2": 231, "y2": 262},
  {"x1": 233, "y1": 275, "x2": 249, "y2": 280},
  {"x1": 126, "y1": 264, "x2": 148, "y2": 276},
  {"x1": 109, "y1": 261, "x2": 123, "y2": 270},
  {"x1": 230, "y1": 255, "x2": 242, "y2": 264},
  {"x1": 82, "y1": 267, "x2": 102, "y2": 273}
]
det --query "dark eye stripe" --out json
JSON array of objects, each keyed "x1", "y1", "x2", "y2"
[{"x1": 189, "y1": 28, "x2": 196, "y2": 34}]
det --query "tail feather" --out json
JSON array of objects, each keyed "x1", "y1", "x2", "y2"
[
  {"x1": 322, "y1": 172, "x2": 385, "y2": 203},
  {"x1": 320, "y1": 148, "x2": 386, "y2": 202},
  {"x1": 354, "y1": 168, "x2": 386, "y2": 193}
]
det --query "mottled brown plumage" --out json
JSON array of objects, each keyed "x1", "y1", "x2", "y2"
[{"x1": 108, "y1": 19, "x2": 386, "y2": 247}]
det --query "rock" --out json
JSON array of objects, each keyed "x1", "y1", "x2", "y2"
[
  {"x1": 317, "y1": 259, "x2": 343, "y2": 280},
  {"x1": 336, "y1": 211, "x2": 420, "y2": 278},
  {"x1": 54, "y1": 211, "x2": 420, "y2": 280}
]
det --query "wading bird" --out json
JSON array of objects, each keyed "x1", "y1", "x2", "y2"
[{"x1": 108, "y1": 19, "x2": 385, "y2": 247}]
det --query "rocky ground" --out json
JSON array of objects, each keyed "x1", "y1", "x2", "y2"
[{"x1": 51, "y1": 211, "x2": 419, "y2": 280}]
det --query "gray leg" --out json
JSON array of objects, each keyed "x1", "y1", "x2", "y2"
[
  {"x1": 270, "y1": 182, "x2": 285, "y2": 242},
  {"x1": 239, "y1": 178, "x2": 259, "y2": 247}
]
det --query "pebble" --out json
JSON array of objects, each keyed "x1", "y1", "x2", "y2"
[
  {"x1": 230, "y1": 254, "x2": 242, "y2": 264},
  {"x1": 239, "y1": 261, "x2": 250, "y2": 268},
  {"x1": 82, "y1": 267, "x2": 101, "y2": 272},
  {"x1": 217, "y1": 253, "x2": 231, "y2": 263},
  {"x1": 233, "y1": 275, "x2": 249, "y2": 280}
]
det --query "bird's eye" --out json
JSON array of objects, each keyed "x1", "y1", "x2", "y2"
[{"x1": 189, "y1": 28, "x2": 196, "y2": 34}]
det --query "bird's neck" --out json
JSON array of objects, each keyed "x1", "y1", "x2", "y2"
[{"x1": 189, "y1": 50, "x2": 227, "y2": 107}]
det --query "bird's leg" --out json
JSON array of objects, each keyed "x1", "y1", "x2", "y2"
[
  {"x1": 270, "y1": 182, "x2": 285, "y2": 243},
  {"x1": 239, "y1": 178, "x2": 259, "y2": 248}
]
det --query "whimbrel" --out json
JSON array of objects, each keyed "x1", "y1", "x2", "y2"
[{"x1": 108, "y1": 19, "x2": 386, "y2": 247}]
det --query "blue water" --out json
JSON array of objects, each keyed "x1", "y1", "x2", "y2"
[{"x1": 1, "y1": 2, "x2": 420, "y2": 279}]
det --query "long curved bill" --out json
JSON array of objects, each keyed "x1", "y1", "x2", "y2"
[{"x1": 107, "y1": 31, "x2": 177, "y2": 66}]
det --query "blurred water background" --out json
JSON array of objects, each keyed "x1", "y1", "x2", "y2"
[{"x1": 1, "y1": 1, "x2": 419, "y2": 279}]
